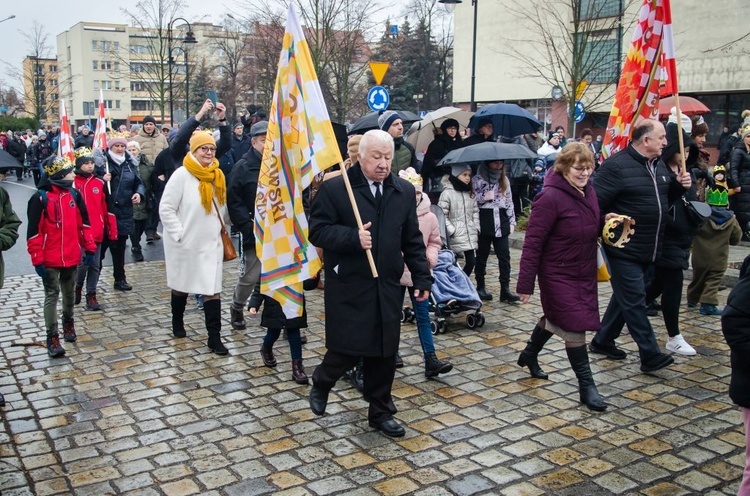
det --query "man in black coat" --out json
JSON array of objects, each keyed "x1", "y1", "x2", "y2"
[
  {"x1": 308, "y1": 130, "x2": 432, "y2": 437},
  {"x1": 7, "y1": 132, "x2": 27, "y2": 181},
  {"x1": 590, "y1": 119, "x2": 691, "y2": 374},
  {"x1": 226, "y1": 121, "x2": 267, "y2": 331},
  {"x1": 74, "y1": 125, "x2": 94, "y2": 149}
]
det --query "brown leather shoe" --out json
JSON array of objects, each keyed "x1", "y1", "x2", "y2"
[
  {"x1": 260, "y1": 346, "x2": 277, "y2": 367},
  {"x1": 292, "y1": 359, "x2": 309, "y2": 384}
]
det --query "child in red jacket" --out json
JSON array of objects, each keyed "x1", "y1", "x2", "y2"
[
  {"x1": 73, "y1": 148, "x2": 118, "y2": 310},
  {"x1": 27, "y1": 156, "x2": 96, "y2": 357}
]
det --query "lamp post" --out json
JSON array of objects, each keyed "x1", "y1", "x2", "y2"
[
  {"x1": 171, "y1": 46, "x2": 190, "y2": 115},
  {"x1": 413, "y1": 93, "x2": 424, "y2": 114},
  {"x1": 438, "y1": 0, "x2": 477, "y2": 111},
  {"x1": 167, "y1": 18, "x2": 197, "y2": 126}
]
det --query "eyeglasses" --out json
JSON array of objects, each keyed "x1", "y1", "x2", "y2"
[
  {"x1": 571, "y1": 165, "x2": 594, "y2": 174},
  {"x1": 199, "y1": 146, "x2": 217, "y2": 154}
]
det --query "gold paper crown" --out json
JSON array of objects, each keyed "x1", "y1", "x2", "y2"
[
  {"x1": 74, "y1": 147, "x2": 93, "y2": 159},
  {"x1": 44, "y1": 155, "x2": 74, "y2": 177},
  {"x1": 713, "y1": 165, "x2": 727, "y2": 175},
  {"x1": 602, "y1": 215, "x2": 636, "y2": 248},
  {"x1": 398, "y1": 166, "x2": 423, "y2": 187},
  {"x1": 106, "y1": 130, "x2": 130, "y2": 141}
]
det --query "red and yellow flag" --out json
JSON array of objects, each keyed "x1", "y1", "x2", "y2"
[
  {"x1": 602, "y1": 0, "x2": 676, "y2": 158},
  {"x1": 93, "y1": 89, "x2": 108, "y2": 150},
  {"x1": 58, "y1": 99, "x2": 75, "y2": 163}
]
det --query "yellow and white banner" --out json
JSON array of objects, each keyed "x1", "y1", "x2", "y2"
[{"x1": 254, "y1": 3, "x2": 343, "y2": 318}]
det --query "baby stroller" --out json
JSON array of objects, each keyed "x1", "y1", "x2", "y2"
[{"x1": 402, "y1": 205, "x2": 484, "y2": 334}]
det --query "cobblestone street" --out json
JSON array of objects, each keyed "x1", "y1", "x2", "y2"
[{"x1": 0, "y1": 246, "x2": 747, "y2": 495}]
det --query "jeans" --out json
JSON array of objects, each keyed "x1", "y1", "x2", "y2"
[
  {"x1": 43, "y1": 267, "x2": 76, "y2": 333},
  {"x1": 264, "y1": 327, "x2": 302, "y2": 360},
  {"x1": 76, "y1": 243, "x2": 102, "y2": 294},
  {"x1": 232, "y1": 244, "x2": 261, "y2": 311},
  {"x1": 408, "y1": 289, "x2": 435, "y2": 355},
  {"x1": 593, "y1": 256, "x2": 662, "y2": 362}
]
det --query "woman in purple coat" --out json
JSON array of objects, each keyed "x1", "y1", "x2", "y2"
[{"x1": 516, "y1": 142, "x2": 606, "y2": 411}]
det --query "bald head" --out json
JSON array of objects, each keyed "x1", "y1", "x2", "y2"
[{"x1": 631, "y1": 119, "x2": 666, "y2": 159}]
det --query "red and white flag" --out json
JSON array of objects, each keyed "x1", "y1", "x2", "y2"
[
  {"x1": 93, "y1": 89, "x2": 108, "y2": 150},
  {"x1": 58, "y1": 99, "x2": 75, "y2": 163}
]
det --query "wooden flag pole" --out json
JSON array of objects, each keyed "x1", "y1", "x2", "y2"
[
  {"x1": 672, "y1": 92, "x2": 687, "y2": 175},
  {"x1": 339, "y1": 163, "x2": 378, "y2": 278}
]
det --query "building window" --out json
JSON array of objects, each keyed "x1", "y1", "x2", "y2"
[
  {"x1": 115, "y1": 100, "x2": 121, "y2": 109},
  {"x1": 51, "y1": 93, "x2": 58, "y2": 100},
  {"x1": 95, "y1": 99, "x2": 114, "y2": 109},
  {"x1": 101, "y1": 80, "x2": 112, "y2": 90},
  {"x1": 115, "y1": 80, "x2": 120, "y2": 90},
  {"x1": 579, "y1": 0, "x2": 621, "y2": 20},
  {"x1": 100, "y1": 61, "x2": 113, "y2": 70},
  {"x1": 50, "y1": 79, "x2": 57, "y2": 87},
  {"x1": 94, "y1": 80, "x2": 99, "y2": 90},
  {"x1": 131, "y1": 100, "x2": 153, "y2": 111},
  {"x1": 131, "y1": 81, "x2": 146, "y2": 91},
  {"x1": 49, "y1": 65, "x2": 57, "y2": 73},
  {"x1": 114, "y1": 61, "x2": 120, "y2": 72},
  {"x1": 577, "y1": 30, "x2": 620, "y2": 84},
  {"x1": 91, "y1": 40, "x2": 98, "y2": 50},
  {"x1": 114, "y1": 42, "x2": 120, "y2": 52},
  {"x1": 92, "y1": 60, "x2": 98, "y2": 70}
]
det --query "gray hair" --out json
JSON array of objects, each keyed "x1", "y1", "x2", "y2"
[{"x1": 358, "y1": 129, "x2": 394, "y2": 158}]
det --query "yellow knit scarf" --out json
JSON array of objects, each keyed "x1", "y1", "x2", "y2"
[{"x1": 182, "y1": 152, "x2": 226, "y2": 214}]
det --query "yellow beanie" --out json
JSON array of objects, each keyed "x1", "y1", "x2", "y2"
[{"x1": 189, "y1": 131, "x2": 216, "y2": 153}]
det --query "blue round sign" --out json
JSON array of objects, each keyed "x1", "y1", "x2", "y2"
[{"x1": 367, "y1": 86, "x2": 390, "y2": 112}]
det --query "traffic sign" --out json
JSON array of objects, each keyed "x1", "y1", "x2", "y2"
[
  {"x1": 575, "y1": 111, "x2": 586, "y2": 123},
  {"x1": 568, "y1": 100, "x2": 585, "y2": 123},
  {"x1": 369, "y1": 62, "x2": 390, "y2": 86},
  {"x1": 367, "y1": 86, "x2": 390, "y2": 112}
]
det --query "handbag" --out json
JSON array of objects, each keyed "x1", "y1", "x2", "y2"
[
  {"x1": 682, "y1": 196, "x2": 711, "y2": 225},
  {"x1": 597, "y1": 241, "x2": 610, "y2": 283},
  {"x1": 213, "y1": 199, "x2": 237, "y2": 262}
]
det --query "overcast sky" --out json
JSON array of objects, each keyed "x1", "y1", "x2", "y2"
[{"x1": 0, "y1": 1, "x2": 231, "y2": 88}]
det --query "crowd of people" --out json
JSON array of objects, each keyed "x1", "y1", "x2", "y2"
[{"x1": 0, "y1": 103, "x2": 749, "y2": 447}]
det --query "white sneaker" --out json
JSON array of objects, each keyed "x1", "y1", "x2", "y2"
[{"x1": 666, "y1": 335, "x2": 697, "y2": 356}]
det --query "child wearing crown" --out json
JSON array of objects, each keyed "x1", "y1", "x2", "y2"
[
  {"x1": 27, "y1": 155, "x2": 96, "y2": 357},
  {"x1": 73, "y1": 148, "x2": 118, "y2": 311}
]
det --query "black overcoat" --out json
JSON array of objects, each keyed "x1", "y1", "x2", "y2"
[
  {"x1": 722, "y1": 266, "x2": 750, "y2": 408},
  {"x1": 309, "y1": 164, "x2": 432, "y2": 357}
]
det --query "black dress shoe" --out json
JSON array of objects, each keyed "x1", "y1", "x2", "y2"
[
  {"x1": 394, "y1": 352, "x2": 404, "y2": 368},
  {"x1": 589, "y1": 340, "x2": 626, "y2": 360},
  {"x1": 640, "y1": 352, "x2": 674, "y2": 373},
  {"x1": 309, "y1": 385, "x2": 329, "y2": 416},
  {"x1": 114, "y1": 280, "x2": 133, "y2": 291},
  {"x1": 368, "y1": 418, "x2": 405, "y2": 437},
  {"x1": 0, "y1": 392, "x2": 5, "y2": 407}
]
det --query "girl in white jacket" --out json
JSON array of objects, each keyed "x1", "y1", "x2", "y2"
[{"x1": 438, "y1": 163, "x2": 480, "y2": 276}]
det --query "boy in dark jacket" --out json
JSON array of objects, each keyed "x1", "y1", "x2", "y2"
[{"x1": 28, "y1": 156, "x2": 96, "y2": 357}]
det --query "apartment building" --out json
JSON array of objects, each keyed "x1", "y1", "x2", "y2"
[{"x1": 22, "y1": 56, "x2": 59, "y2": 124}]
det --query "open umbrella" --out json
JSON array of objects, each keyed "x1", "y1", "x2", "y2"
[
  {"x1": 658, "y1": 95, "x2": 710, "y2": 119},
  {"x1": 406, "y1": 106, "x2": 474, "y2": 152},
  {"x1": 468, "y1": 103, "x2": 541, "y2": 138},
  {"x1": 437, "y1": 142, "x2": 537, "y2": 166},
  {"x1": 0, "y1": 149, "x2": 22, "y2": 173},
  {"x1": 349, "y1": 110, "x2": 421, "y2": 135}
]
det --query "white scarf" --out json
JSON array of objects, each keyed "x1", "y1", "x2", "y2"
[{"x1": 108, "y1": 149, "x2": 126, "y2": 165}]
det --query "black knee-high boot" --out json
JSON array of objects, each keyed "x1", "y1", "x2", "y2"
[
  {"x1": 171, "y1": 292, "x2": 188, "y2": 338},
  {"x1": 517, "y1": 324, "x2": 553, "y2": 379},
  {"x1": 204, "y1": 299, "x2": 228, "y2": 355},
  {"x1": 566, "y1": 345, "x2": 607, "y2": 411}
]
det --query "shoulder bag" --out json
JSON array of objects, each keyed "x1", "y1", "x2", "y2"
[{"x1": 213, "y1": 199, "x2": 238, "y2": 262}]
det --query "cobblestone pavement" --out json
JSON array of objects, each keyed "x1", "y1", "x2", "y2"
[{"x1": 0, "y1": 246, "x2": 747, "y2": 495}]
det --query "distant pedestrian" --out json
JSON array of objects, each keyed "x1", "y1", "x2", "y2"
[{"x1": 27, "y1": 156, "x2": 96, "y2": 357}]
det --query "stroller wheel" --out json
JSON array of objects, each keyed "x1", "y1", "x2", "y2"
[
  {"x1": 476, "y1": 313, "x2": 485, "y2": 328},
  {"x1": 438, "y1": 321, "x2": 448, "y2": 334},
  {"x1": 430, "y1": 320, "x2": 439, "y2": 335},
  {"x1": 466, "y1": 313, "x2": 477, "y2": 329},
  {"x1": 401, "y1": 307, "x2": 413, "y2": 323}
]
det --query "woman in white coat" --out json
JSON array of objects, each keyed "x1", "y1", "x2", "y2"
[{"x1": 160, "y1": 127, "x2": 229, "y2": 355}]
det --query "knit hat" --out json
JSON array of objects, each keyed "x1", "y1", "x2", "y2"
[
  {"x1": 45, "y1": 155, "x2": 74, "y2": 179},
  {"x1": 742, "y1": 126, "x2": 750, "y2": 140},
  {"x1": 126, "y1": 140, "x2": 141, "y2": 151},
  {"x1": 378, "y1": 110, "x2": 401, "y2": 132},
  {"x1": 476, "y1": 116, "x2": 493, "y2": 129},
  {"x1": 74, "y1": 147, "x2": 94, "y2": 169},
  {"x1": 451, "y1": 163, "x2": 471, "y2": 177},
  {"x1": 398, "y1": 166, "x2": 422, "y2": 187},
  {"x1": 250, "y1": 120, "x2": 268, "y2": 137},
  {"x1": 189, "y1": 130, "x2": 216, "y2": 153},
  {"x1": 107, "y1": 131, "x2": 129, "y2": 147},
  {"x1": 234, "y1": 122, "x2": 244, "y2": 130},
  {"x1": 440, "y1": 118, "x2": 460, "y2": 132},
  {"x1": 667, "y1": 107, "x2": 692, "y2": 134},
  {"x1": 142, "y1": 115, "x2": 156, "y2": 126}
]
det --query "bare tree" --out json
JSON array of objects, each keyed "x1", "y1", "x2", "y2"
[
  {"x1": 501, "y1": 0, "x2": 637, "y2": 134},
  {"x1": 211, "y1": 15, "x2": 255, "y2": 123},
  {"x1": 0, "y1": 83, "x2": 24, "y2": 117},
  {"x1": 115, "y1": 0, "x2": 188, "y2": 123}
]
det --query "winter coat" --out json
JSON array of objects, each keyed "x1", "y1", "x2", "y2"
[
  {"x1": 438, "y1": 179, "x2": 479, "y2": 252},
  {"x1": 421, "y1": 132, "x2": 462, "y2": 189},
  {"x1": 729, "y1": 144, "x2": 750, "y2": 218},
  {"x1": 159, "y1": 166, "x2": 226, "y2": 296},
  {"x1": 95, "y1": 150, "x2": 145, "y2": 237},
  {"x1": 74, "y1": 133, "x2": 94, "y2": 149},
  {"x1": 230, "y1": 134, "x2": 251, "y2": 163},
  {"x1": 400, "y1": 194, "x2": 441, "y2": 287},
  {"x1": 593, "y1": 145, "x2": 671, "y2": 263},
  {"x1": 0, "y1": 186, "x2": 21, "y2": 288},
  {"x1": 392, "y1": 138, "x2": 418, "y2": 174},
  {"x1": 691, "y1": 210, "x2": 743, "y2": 274},
  {"x1": 227, "y1": 148, "x2": 261, "y2": 248},
  {"x1": 29, "y1": 140, "x2": 53, "y2": 168},
  {"x1": 722, "y1": 268, "x2": 750, "y2": 408},
  {"x1": 656, "y1": 169, "x2": 701, "y2": 270},
  {"x1": 132, "y1": 154, "x2": 155, "y2": 221},
  {"x1": 308, "y1": 164, "x2": 431, "y2": 357},
  {"x1": 7, "y1": 138, "x2": 26, "y2": 165},
  {"x1": 133, "y1": 127, "x2": 169, "y2": 164},
  {"x1": 536, "y1": 142, "x2": 560, "y2": 159},
  {"x1": 516, "y1": 170, "x2": 600, "y2": 332},
  {"x1": 27, "y1": 186, "x2": 96, "y2": 268},
  {"x1": 473, "y1": 169, "x2": 515, "y2": 238},
  {"x1": 248, "y1": 282, "x2": 307, "y2": 330},
  {"x1": 73, "y1": 173, "x2": 118, "y2": 243}
]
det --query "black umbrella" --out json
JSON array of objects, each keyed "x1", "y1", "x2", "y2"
[
  {"x1": 437, "y1": 142, "x2": 537, "y2": 166},
  {"x1": 349, "y1": 110, "x2": 421, "y2": 135},
  {"x1": 468, "y1": 103, "x2": 542, "y2": 138},
  {"x1": 0, "y1": 149, "x2": 22, "y2": 173}
]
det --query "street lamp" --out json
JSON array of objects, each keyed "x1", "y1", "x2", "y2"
[
  {"x1": 171, "y1": 46, "x2": 190, "y2": 116},
  {"x1": 413, "y1": 93, "x2": 424, "y2": 114},
  {"x1": 438, "y1": 0, "x2": 478, "y2": 111},
  {"x1": 167, "y1": 18, "x2": 197, "y2": 126},
  {"x1": 0, "y1": 15, "x2": 16, "y2": 24}
]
